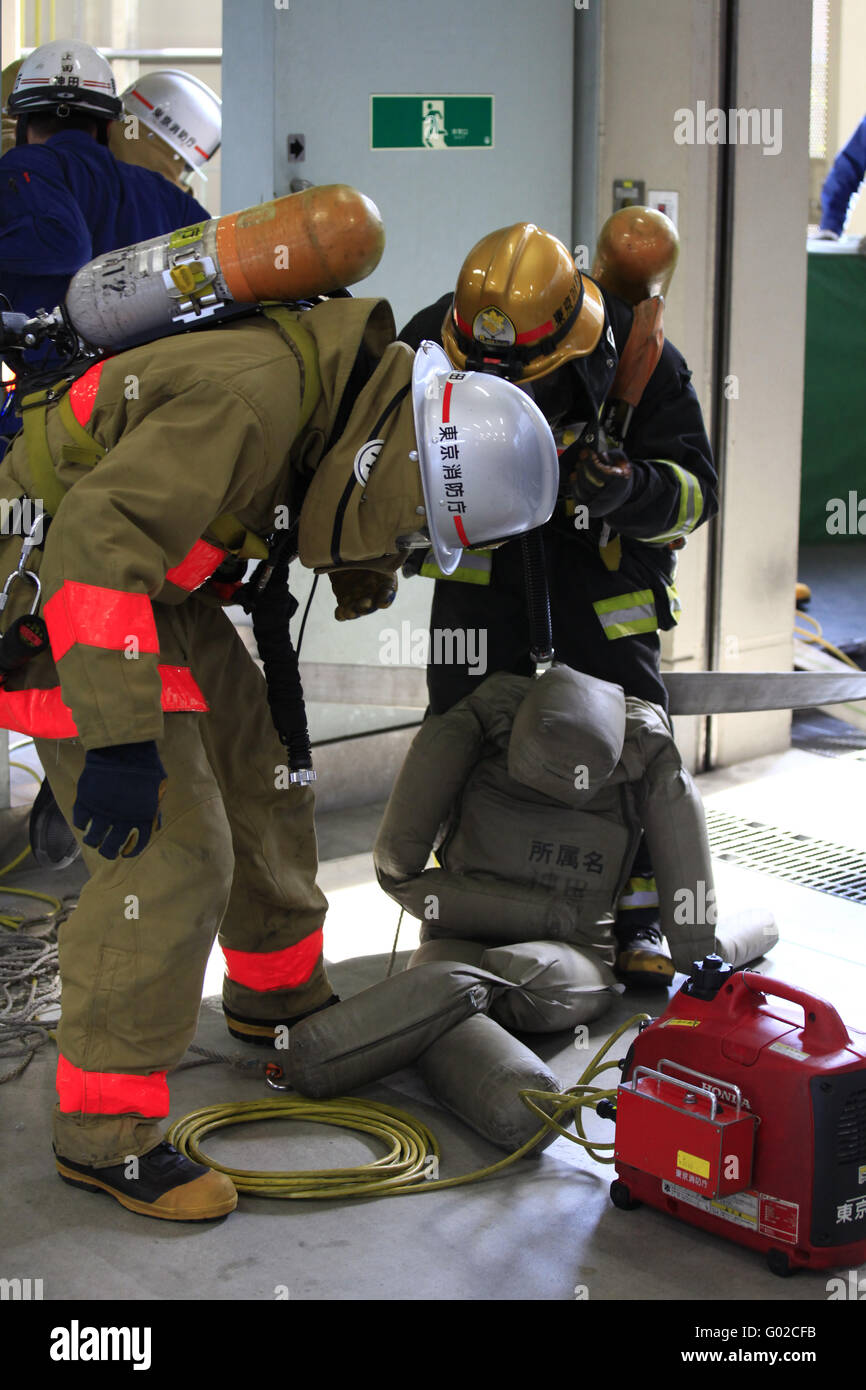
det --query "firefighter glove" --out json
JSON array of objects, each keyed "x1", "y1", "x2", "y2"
[
  {"x1": 330, "y1": 568, "x2": 398, "y2": 621},
  {"x1": 73, "y1": 741, "x2": 167, "y2": 860},
  {"x1": 561, "y1": 440, "x2": 634, "y2": 517}
]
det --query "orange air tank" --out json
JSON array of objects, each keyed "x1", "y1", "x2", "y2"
[
  {"x1": 64, "y1": 184, "x2": 385, "y2": 350},
  {"x1": 591, "y1": 206, "x2": 679, "y2": 306}
]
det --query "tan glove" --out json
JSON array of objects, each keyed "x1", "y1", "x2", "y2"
[{"x1": 329, "y1": 568, "x2": 398, "y2": 621}]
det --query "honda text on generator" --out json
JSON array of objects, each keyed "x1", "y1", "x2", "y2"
[{"x1": 610, "y1": 956, "x2": 866, "y2": 1276}]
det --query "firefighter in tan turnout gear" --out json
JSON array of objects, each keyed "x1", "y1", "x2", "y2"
[{"x1": 0, "y1": 261, "x2": 558, "y2": 1220}]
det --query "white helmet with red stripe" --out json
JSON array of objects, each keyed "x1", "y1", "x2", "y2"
[
  {"x1": 8, "y1": 40, "x2": 122, "y2": 120},
  {"x1": 412, "y1": 341, "x2": 559, "y2": 575},
  {"x1": 121, "y1": 70, "x2": 221, "y2": 172}
]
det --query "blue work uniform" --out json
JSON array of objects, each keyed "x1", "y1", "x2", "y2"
[
  {"x1": 0, "y1": 129, "x2": 209, "y2": 450},
  {"x1": 820, "y1": 116, "x2": 866, "y2": 236}
]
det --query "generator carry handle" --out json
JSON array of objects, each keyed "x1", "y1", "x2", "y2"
[{"x1": 740, "y1": 971, "x2": 851, "y2": 1053}]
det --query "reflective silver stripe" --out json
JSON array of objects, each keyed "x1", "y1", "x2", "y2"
[
  {"x1": 594, "y1": 588, "x2": 658, "y2": 640},
  {"x1": 617, "y1": 890, "x2": 659, "y2": 909},
  {"x1": 645, "y1": 460, "x2": 704, "y2": 545},
  {"x1": 420, "y1": 548, "x2": 493, "y2": 585}
]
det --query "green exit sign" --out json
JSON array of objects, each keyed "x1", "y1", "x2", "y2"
[{"x1": 371, "y1": 95, "x2": 494, "y2": 150}]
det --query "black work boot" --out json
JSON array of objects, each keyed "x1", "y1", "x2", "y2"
[
  {"x1": 223, "y1": 993, "x2": 341, "y2": 1046},
  {"x1": 613, "y1": 920, "x2": 675, "y2": 989},
  {"x1": 55, "y1": 1141, "x2": 238, "y2": 1221}
]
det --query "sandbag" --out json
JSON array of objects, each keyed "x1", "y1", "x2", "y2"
[
  {"x1": 714, "y1": 908, "x2": 779, "y2": 969},
  {"x1": 417, "y1": 1013, "x2": 565, "y2": 1152},
  {"x1": 408, "y1": 939, "x2": 488, "y2": 968},
  {"x1": 482, "y1": 939, "x2": 622, "y2": 1033},
  {"x1": 508, "y1": 665, "x2": 626, "y2": 806},
  {"x1": 288, "y1": 961, "x2": 507, "y2": 1098}
]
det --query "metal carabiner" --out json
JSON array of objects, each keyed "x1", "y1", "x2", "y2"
[
  {"x1": 0, "y1": 567, "x2": 41, "y2": 616},
  {"x1": 17, "y1": 509, "x2": 47, "y2": 569},
  {"x1": 0, "y1": 509, "x2": 46, "y2": 615},
  {"x1": 264, "y1": 1062, "x2": 293, "y2": 1092}
]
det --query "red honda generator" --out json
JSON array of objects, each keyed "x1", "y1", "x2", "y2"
[{"x1": 611, "y1": 957, "x2": 866, "y2": 1276}]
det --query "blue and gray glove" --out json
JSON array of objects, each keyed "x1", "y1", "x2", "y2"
[{"x1": 73, "y1": 741, "x2": 167, "y2": 860}]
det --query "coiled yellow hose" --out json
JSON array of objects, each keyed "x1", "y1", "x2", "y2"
[{"x1": 167, "y1": 1013, "x2": 649, "y2": 1200}]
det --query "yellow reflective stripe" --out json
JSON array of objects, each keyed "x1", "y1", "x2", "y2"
[
  {"x1": 594, "y1": 588, "x2": 658, "y2": 640},
  {"x1": 666, "y1": 582, "x2": 682, "y2": 618},
  {"x1": 644, "y1": 460, "x2": 704, "y2": 545},
  {"x1": 421, "y1": 549, "x2": 493, "y2": 585}
]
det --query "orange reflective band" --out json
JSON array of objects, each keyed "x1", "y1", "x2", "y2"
[
  {"x1": 223, "y1": 928, "x2": 324, "y2": 992},
  {"x1": 159, "y1": 665, "x2": 209, "y2": 713},
  {"x1": 56, "y1": 1054, "x2": 170, "y2": 1117},
  {"x1": 44, "y1": 582, "x2": 159, "y2": 662},
  {"x1": 68, "y1": 360, "x2": 107, "y2": 427},
  {"x1": 0, "y1": 666, "x2": 208, "y2": 738},
  {"x1": 0, "y1": 686, "x2": 78, "y2": 738},
  {"x1": 165, "y1": 539, "x2": 227, "y2": 593}
]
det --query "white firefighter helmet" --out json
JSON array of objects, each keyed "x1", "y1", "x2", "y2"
[
  {"x1": 412, "y1": 341, "x2": 559, "y2": 576},
  {"x1": 121, "y1": 70, "x2": 221, "y2": 171},
  {"x1": 7, "y1": 39, "x2": 122, "y2": 121}
]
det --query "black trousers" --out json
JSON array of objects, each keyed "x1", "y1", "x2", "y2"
[{"x1": 426, "y1": 531, "x2": 669, "y2": 715}]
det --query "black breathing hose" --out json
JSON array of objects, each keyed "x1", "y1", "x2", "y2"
[{"x1": 520, "y1": 527, "x2": 554, "y2": 664}]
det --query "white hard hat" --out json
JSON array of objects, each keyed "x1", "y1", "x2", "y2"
[
  {"x1": 121, "y1": 70, "x2": 221, "y2": 170},
  {"x1": 412, "y1": 341, "x2": 559, "y2": 575},
  {"x1": 8, "y1": 39, "x2": 122, "y2": 120}
]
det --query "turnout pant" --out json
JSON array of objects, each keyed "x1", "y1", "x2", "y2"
[{"x1": 37, "y1": 600, "x2": 331, "y2": 1166}]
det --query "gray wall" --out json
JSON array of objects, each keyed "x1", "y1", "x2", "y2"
[{"x1": 223, "y1": 0, "x2": 576, "y2": 330}]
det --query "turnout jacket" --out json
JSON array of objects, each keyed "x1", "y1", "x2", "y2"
[
  {"x1": 0, "y1": 298, "x2": 421, "y2": 749},
  {"x1": 400, "y1": 285, "x2": 717, "y2": 638},
  {"x1": 374, "y1": 665, "x2": 716, "y2": 971}
]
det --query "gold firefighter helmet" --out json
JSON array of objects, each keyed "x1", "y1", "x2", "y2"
[{"x1": 442, "y1": 223, "x2": 606, "y2": 382}]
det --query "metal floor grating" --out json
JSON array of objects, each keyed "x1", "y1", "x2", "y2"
[{"x1": 705, "y1": 808, "x2": 866, "y2": 904}]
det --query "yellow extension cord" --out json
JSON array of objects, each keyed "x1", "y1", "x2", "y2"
[
  {"x1": 0, "y1": 754, "x2": 63, "y2": 930},
  {"x1": 794, "y1": 608, "x2": 863, "y2": 671},
  {"x1": 167, "y1": 1012, "x2": 651, "y2": 1200}
]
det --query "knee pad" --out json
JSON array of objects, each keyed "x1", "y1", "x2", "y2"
[
  {"x1": 482, "y1": 940, "x2": 621, "y2": 1033},
  {"x1": 417, "y1": 1013, "x2": 564, "y2": 1152}
]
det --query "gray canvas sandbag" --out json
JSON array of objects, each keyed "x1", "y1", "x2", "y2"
[
  {"x1": 482, "y1": 940, "x2": 623, "y2": 1033},
  {"x1": 714, "y1": 909, "x2": 779, "y2": 968},
  {"x1": 417, "y1": 1013, "x2": 565, "y2": 1153},
  {"x1": 409, "y1": 939, "x2": 488, "y2": 969},
  {"x1": 507, "y1": 665, "x2": 626, "y2": 806},
  {"x1": 288, "y1": 961, "x2": 508, "y2": 1098}
]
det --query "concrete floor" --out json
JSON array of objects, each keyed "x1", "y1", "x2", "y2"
[{"x1": 2, "y1": 739, "x2": 866, "y2": 1303}]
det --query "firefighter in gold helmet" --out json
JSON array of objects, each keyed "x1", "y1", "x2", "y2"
[{"x1": 399, "y1": 216, "x2": 718, "y2": 989}]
